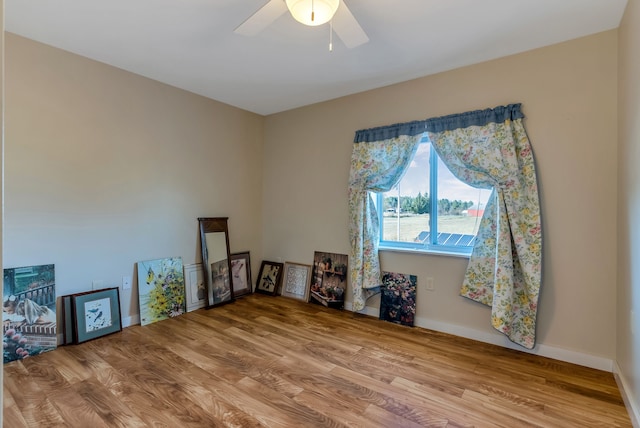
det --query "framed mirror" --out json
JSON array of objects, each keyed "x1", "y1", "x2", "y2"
[{"x1": 198, "y1": 217, "x2": 234, "y2": 308}]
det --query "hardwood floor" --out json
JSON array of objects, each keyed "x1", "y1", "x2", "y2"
[{"x1": 3, "y1": 294, "x2": 632, "y2": 427}]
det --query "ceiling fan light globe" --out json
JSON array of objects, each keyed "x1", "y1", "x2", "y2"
[{"x1": 286, "y1": 0, "x2": 340, "y2": 26}]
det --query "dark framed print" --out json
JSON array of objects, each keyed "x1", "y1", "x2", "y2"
[
  {"x1": 72, "y1": 287, "x2": 122, "y2": 344},
  {"x1": 281, "y1": 262, "x2": 312, "y2": 301},
  {"x1": 255, "y1": 261, "x2": 283, "y2": 295},
  {"x1": 230, "y1": 252, "x2": 252, "y2": 297}
]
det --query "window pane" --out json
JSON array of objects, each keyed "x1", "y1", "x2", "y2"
[
  {"x1": 436, "y1": 155, "x2": 490, "y2": 240},
  {"x1": 378, "y1": 138, "x2": 492, "y2": 252},
  {"x1": 381, "y1": 144, "x2": 431, "y2": 243}
]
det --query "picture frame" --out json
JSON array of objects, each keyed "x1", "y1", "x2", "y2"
[
  {"x1": 71, "y1": 287, "x2": 122, "y2": 344},
  {"x1": 230, "y1": 252, "x2": 252, "y2": 298},
  {"x1": 61, "y1": 295, "x2": 74, "y2": 345},
  {"x1": 310, "y1": 251, "x2": 348, "y2": 309},
  {"x1": 255, "y1": 261, "x2": 284, "y2": 295},
  {"x1": 184, "y1": 263, "x2": 206, "y2": 312},
  {"x1": 281, "y1": 262, "x2": 312, "y2": 301}
]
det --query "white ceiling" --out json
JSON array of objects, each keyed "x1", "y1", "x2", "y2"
[{"x1": 6, "y1": 0, "x2": 628, "y2": 115}]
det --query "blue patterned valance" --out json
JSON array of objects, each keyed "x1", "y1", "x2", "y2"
[
  {"x1": 353, "y1": 120, "x2": 426, "y2": 143},
  {"x1": 424, "y1": 103, "x2": 524, "y2": 133},
  {"x1": 353, "y1": 104, "x2": 524, "y2": 142}
]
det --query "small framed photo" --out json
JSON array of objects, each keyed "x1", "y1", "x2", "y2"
[
  {"x1": 230, "y1": 252, "x2": 252, "y2": 298},
  {"x1": 281, "y1": 262, "x2": 312, "y2": 301},
  {"x1": 255, "y1": 261, "x2": 284, "y2": 295},
  {"x1": 72, "y1": 287, "x2": 122, "y2": 344}
]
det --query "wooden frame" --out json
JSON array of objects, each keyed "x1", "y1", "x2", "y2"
[
  {"x1": 255, "y1": 261, "x2": 283, "y2": 295},
  {"x1": 198, "y1": 217, "x2": 234, "y2": 308},
  {"x1": 281, "y1": 262, "x2": 312, "y2": 301},
  {"x1": 72, "y1": 287, "x2": 122, "y2": 344},
  {"x1": 230, "y1": 252, "x2": 252, "y2": 297}
]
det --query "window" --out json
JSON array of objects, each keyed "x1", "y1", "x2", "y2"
[{"x1": 374, "y1": 135, "x2": 491, "y2": 255}]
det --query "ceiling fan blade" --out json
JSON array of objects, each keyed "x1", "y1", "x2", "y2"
[
  {"x1": 332, "y1": 1, "x2": 369, "y2": 49},
  {"x1": 234, "y1": 0, "x2": 288, "y2": 36}
]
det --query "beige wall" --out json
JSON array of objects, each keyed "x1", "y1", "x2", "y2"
[
  {"x1": 618, "y1": 0, "x2": 640, "y2": 422},
  {"x1": 4, "y1": 33, "x2": 264, "y2": 324},
  {"x1": 264, "y1": 31, "x2": 619, "y2": 363}
]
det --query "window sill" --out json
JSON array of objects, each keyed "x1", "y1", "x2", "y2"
[{"x1": 378, "y1": 245, "x2": 471, "y2": 259}]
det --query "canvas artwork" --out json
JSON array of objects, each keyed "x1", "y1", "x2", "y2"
[
  {"x1": 137, "y1": 257, "x2": 186, "y2": 326},
  {"x1": 380, "y1": 271, "x2": 417, "y2": 327},
  {"x1": 2, "y1": 264, "x2": 57, "y2": 363},
  {"x1": 310, "y1": 251, "x2": 348, "y2": 309}
]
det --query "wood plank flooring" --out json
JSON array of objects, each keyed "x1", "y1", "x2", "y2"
[{"x1": 3, "y1": 294, "x2": 632, "y2": 427}]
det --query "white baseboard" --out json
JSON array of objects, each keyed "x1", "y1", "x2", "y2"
[
  {"x1": 614, "y1": 362, "x2": 640, "y2": 428},
  {"x1": 345, "y1": 302, "x2": 614, "y2": 372}
]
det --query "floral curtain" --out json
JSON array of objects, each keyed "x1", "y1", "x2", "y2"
[
  {"x1": 348, "y1": 121, "x2": 424, "y2": 311},
  {"x1": 425, "y1": 104, "x2": 542, "y2": 349}
]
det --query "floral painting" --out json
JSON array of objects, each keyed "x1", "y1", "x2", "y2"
[
  {"x1": 137, "y1": 257, "x2": 186, "y2": 326},
  {"x1": 3, "y1": 264, "x2": 57, "y2": 363},
  {"x1": 380, "y1": 271, "x2": 417, "y2": 327}
]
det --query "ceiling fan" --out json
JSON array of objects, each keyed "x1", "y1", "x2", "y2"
[{"x1": 234, "y1": 0, "x2": 369, "y2": 49}]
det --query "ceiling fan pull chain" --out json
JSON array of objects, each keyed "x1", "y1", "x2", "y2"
[
  {"x1": 311, "y1": 0, "x2": 315, "y2": 22},
  {"x1": 329, "y1": 19, "x2": 333, "y2": 52}
]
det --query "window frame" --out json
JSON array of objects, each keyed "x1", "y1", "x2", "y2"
[{"x1": 375, "y1": 138, "x2": 480, "y2": 257}]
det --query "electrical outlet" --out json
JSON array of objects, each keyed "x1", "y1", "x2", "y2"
[
  {"x1": 425, "y1": 277, "x2": 435, "y2": 291},
  {"x1": 122, "y1": 276, "x2": 132, "y2": 290},
  {"x1": 92, "y1": 280, "x2": 104, "y2": 290}
]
